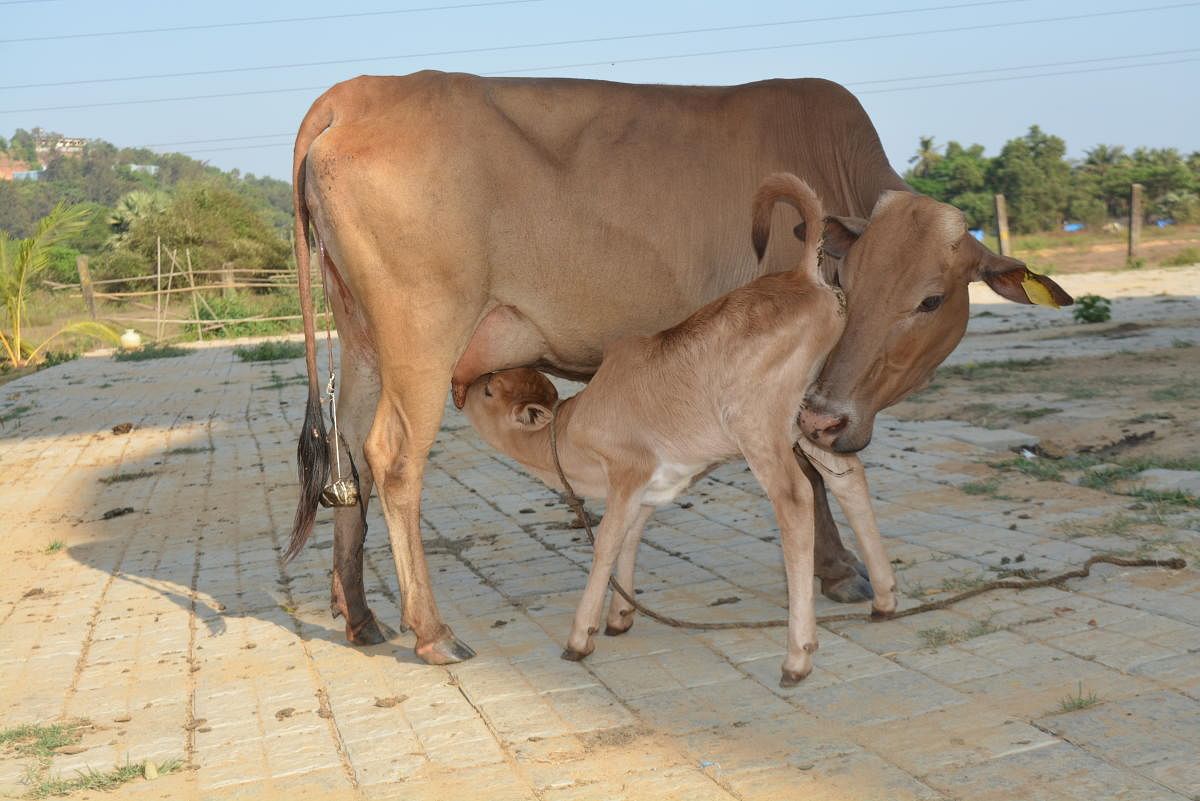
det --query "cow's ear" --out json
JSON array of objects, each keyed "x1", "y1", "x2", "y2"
[
  {"x1": 510, "y1": 402, "x2": 554, "y2": 430},
  {"x1": 975, "y1": 250, "x2": 1073, "y2": 307},
  {"x1": 822, "y1": 215, "x2": 867, "y2": 259}
]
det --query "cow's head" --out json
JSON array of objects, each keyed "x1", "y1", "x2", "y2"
[{"x1": 799, "y1": 191, "x2": 1072, "y2": 452}]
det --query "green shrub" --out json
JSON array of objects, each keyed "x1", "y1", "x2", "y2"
[
  {"x1": 234, "y1": 340, "x2": 305, "y2": 362},
  {"x1": 1161, "y1": 247, "x2": 1200, "y2": 267},
  {"x1": 1073, "y1": 294, "x2": 1112, "y2": 324},
  {"x1": 200, "y1": 291, "x2": 296, "y2": 338},
  {"x1": 113, "y1": 343, "x2": 187, "y2": 361}
]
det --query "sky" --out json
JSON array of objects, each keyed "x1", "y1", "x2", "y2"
[{"x1": 1, "y1": 0, "x2": 1197, "y2": 181}]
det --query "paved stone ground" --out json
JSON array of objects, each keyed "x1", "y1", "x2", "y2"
[{"x1": 1, "y1": 268, "x2": 1197, "y2": 800}]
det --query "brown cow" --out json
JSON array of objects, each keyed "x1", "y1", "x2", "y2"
[
  {"x1": 286, "y1": 72, "x2": 1070, "y2": 665},
  {"x1": 455, "y1": 174, "x2": 897, "y2": 685}
]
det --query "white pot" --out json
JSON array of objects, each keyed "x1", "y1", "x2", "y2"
[{"x1": 120, "y1": 329, "x2": 143, "y2": 350}]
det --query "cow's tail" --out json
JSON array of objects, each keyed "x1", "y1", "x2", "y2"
[
  {"x1": 286, "y1": 94, "x2": 336, "y2": 562},
  {"x1": 750, "y1": 172, "x2": 826, "y2": 283}
]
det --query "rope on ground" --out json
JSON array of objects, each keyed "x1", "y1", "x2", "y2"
[{"x1": 546, "y1": 410, "x2": 1186, "y2": 629}]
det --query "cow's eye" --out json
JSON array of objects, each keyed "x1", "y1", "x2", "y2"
[
  {"x1": 483, "y1": 386, "x2": 493, "y2": 398},
  {"x1": 917, "y1": 295, "x2": 943, "y2": 313}
]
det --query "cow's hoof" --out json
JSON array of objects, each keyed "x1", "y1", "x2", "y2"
[
  {"x1": 853, "y1": 559, "x2": 871, "y2": 580},
  {"x1": 560, "y1": 646, "x2": 591, "y2": 662},
  {"x1": 415, "y1": 633, "x2": 476, "y2": 665},
  {"x1": 870, "y1": 606, "x2": 896, "y2": 622},
  {"x1": 822, "y1": 572, "x2": 874, "y2": 603},
  {"x1": 347, "y1": 615, "x2": 392, "y2": 646},
  {"x1": 779, "y1": 667, "x2": 812, "y2": 688}
]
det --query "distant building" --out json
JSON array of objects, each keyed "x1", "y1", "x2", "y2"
[
  {"x1": 127, "y1": 164, "x2": 160, "y2": 175},
  {"x1": 33, "y1": 128, "x2": 88, "y2": 159},
  {"x1": 12, "y1": 169, "x2": 42, "y2": 181}
]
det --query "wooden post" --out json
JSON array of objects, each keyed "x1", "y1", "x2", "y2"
[
  {"x1": 994, "y1": 194, "x2": 1011, "y2": 256},
  {"x1": 155, "y1": 236, "x2": 163, "y2": 340},
  {"x1": 222, "y1": 262, "x2": 235, "y2": 298},
  {"x1": 76, "y1": 254, "x2": 96, "y2": 320},
  {"x1": 1128, "y1": 183, "x2": 1143, "y2": 265}
]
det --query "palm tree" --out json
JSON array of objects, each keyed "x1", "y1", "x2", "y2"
[
  {"x1": 107, "y1": 189, "x2": 167, "y2": 248},
  {"x1": 908, "y1": 136, "x2": 941, "y2": 177},
  {"x1": 0, "y1": 203, "x2": 118, "y2": 367}
]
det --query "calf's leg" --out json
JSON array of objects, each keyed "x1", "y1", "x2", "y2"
[
  {"x1": 604, "y1": 505, "x2": 654, "y2": 636},
  {"x1": 563, "y1": 486, "x2": 644, "y2": 660},
  {"x1": 742, "y1": 437, "x2": 819, "y2": 686}
]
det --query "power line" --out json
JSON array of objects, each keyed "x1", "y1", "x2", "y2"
[
  {"x1": 3, "y1": 1, "x2": 1195, "y2": 115},
  {"x1": 856, "y1": 55, "x2": 1200, "y2": 93},
  {"x1": 0, "y1": 0, "x2": 541, "y2": 45},
  {"x1": 493, "y1": 1, "x2": 1200, "y2": 75},
  {"x1": 847, "y1": 47, "x2": 1200, "y2": 86},
  {"x1": 0, "y1": 0, "x2": 1036, "y2": 90},
  {"x1": 141, "y1": 133, "x2": 294, "y2": 148},
  {"x1": 153, "y1": 53, "x2": 1200, "y2": 157}
]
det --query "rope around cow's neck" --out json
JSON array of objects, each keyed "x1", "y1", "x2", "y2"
[{"x1": 546, "y1": 407, "x2": 1186, "y2": 629}]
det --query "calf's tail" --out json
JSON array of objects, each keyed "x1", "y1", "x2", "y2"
[
  {"x1": 750, "y1": 172, "x2": 826, "y2": 282},
  {"x1": 286, "y1": 95, "x2": 335, "y2": 562}
]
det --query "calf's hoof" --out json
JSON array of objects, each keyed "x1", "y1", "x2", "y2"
[
  {"x1": 821, "y1": 572, "x2": 874, "y2": 603},
  {"x1": 560, "y1": 645, "x2": 593, "y2": 662},
  {"x1": 779, "y1": 666, "x2": 812, "y2": 688},
  {"x1": 415, "y1": 632, "x2": 476, "y2": 665},
  {"x1": 346, "y1": 614, "x2": 392, "y2": 646},
  {"x1": 604, "y1": 610, "x2": 635, "y2": 637},
  {"x1": 870, "y1": 604, "x2": 897, "y2": 621}
]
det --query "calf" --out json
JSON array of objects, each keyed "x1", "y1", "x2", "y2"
[{"x1": 459, "y1": 174, "x2": 897, "y2": 685}]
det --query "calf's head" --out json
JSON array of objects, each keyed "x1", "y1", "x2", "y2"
[
  {"x1": 461, "y1": 368, "x2": 558, "y2": 451},
  {"x1": 799, "y1": 191, "x2": 1072, "y2": 452}
]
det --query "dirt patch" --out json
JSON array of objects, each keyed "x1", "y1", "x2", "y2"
[{"x1": 895, "y1": 345, "x2": 1200, "y2": 463}]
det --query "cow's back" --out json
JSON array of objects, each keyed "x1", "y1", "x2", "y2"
[{"x1": 302, "y1": 72, "x2": 904, "y2": 371}]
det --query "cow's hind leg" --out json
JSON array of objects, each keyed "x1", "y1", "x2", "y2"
[
  {"x1": 364, "y1": 349, "x2": 475, "y2": 665},
  {"x1": 797, "y1": 447, "x2": 873, "y2": 603},
  {"x1": 329, "y1": 354, "x2": 391, "y2": 645}
]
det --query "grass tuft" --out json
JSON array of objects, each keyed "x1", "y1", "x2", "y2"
[
  {"x1": 960, "y1": 478, "x2": 1002, "y2": 497},
  {"x1": 234, "y1": 340, "x2": 305, "y2": 362},
  {"x1": 918, "y1": 619, "x2": 997, "y2": 649},
  {"x1": 43, "y1": 541, "x2": 64, "y2": 555},
  {"x1": 165, "y1": 445, "x2": 214, "y2": 455},
  {"x1": 1057, "y1": 682, "x2": 1101, "y2": 713},
  {"x1": 26, "y1": 758, "x2": 182, "y2": 799},
  {"x1": 113, "y1": 343, "x2": 188, "y2": 362},
  {"x1": 98, "y1": 470, "x2": 156, "y2": 485}
]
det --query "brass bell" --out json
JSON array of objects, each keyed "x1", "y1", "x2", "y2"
[{"x1": 320, "y1": 477, "x2": 359, "y2": 508}]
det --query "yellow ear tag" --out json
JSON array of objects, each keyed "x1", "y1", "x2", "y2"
[{"x1": 1021, "y1": 272, "x2": 1060, "y2": 308}]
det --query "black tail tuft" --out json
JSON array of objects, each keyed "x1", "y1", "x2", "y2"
[{"x1": 286, "y1": 387, "x2": 330, "y2": 561}]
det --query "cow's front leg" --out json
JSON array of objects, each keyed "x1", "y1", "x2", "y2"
[
  {"x1": 796, "y1": 441, "x2": 896, "y2": 617},
  {"x1": 564, "y1": 486, "x2": 644, "y2": 660},
  {"x1": 364, "y1": 363, "x2": 474, "y2": 665},
  {"x1": 796, "y1": 446, "x2": 873, "y2": 603},
  {"x1": 604, "y1": 505, "x2": 654, "y2": 636}
]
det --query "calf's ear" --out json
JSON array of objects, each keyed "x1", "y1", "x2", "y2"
[
  {"x1": 822, "y1": 215, "x2": 867, "y2": 259},
  {"x1": 975, "y1": 250, "x2": 1073, "y2": 308},
  {"x1": 510, "y1": 402, "x2": 554, "y2": 430}
]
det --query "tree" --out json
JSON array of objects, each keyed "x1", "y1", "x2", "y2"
[
  {"x1": 0, "y1": 203, "x2": 118, "y2": 367},
  {"x1": 907, "y1": 136, "x2": 941, "y2": 178},
  {"x1": 107, "y1": 189, "x2": 169, "y2": 248},
  {"x1": 905, "y1": 139, "x2": 993, "y2": 228},
  {"x1": 988, "y1": 126, "x2": 1070, "y2": 233},
  {"x1": 119, "y1": 181, "x2": 290, "y2": 277}
]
